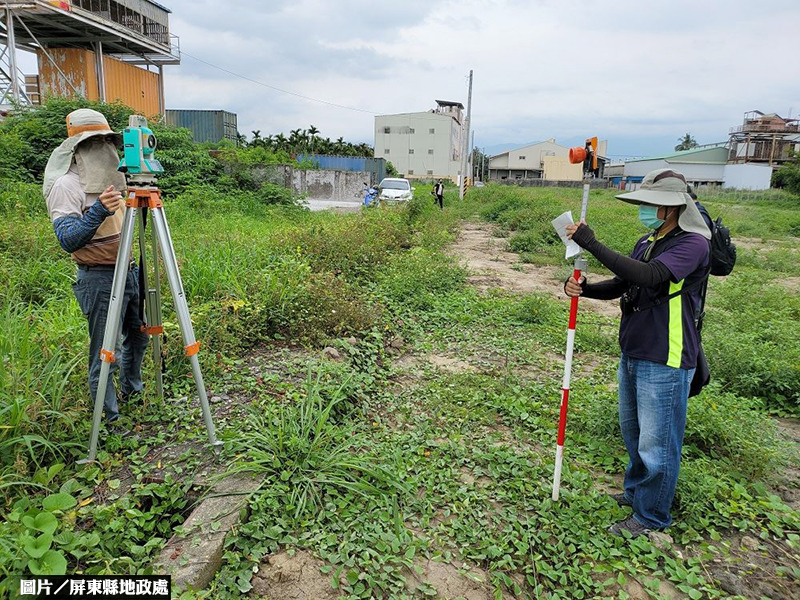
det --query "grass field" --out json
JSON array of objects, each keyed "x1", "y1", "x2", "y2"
[{"x1": 1, "y1": 173, "x2": 799, "y2": 599}]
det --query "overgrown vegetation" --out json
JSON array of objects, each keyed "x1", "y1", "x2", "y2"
[{"x1": 1, "y1": 99, "x2": 798, "y2": 600}]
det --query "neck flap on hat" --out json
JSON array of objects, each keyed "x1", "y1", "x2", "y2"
[{"x1": 74, "y1": 140, "x2": 127, "y2": 195}]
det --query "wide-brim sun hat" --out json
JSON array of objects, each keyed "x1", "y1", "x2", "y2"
[
  {"x1": 66, "y1": 108, "x2": 122, "y2": 146},
  {"x1": 43, "y1": 109, "x2": 123, "y2": 198},
  {"x1": 615, "y1": 168, "x2": 711, "y2": 239}
]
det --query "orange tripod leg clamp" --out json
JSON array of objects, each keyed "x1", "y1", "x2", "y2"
[
  {"x1": 126, "y1": 190, "x2": 164, "y2": 209},
  {"x1": 185, "y1": 341, "x2": 201, "y2": 357},
  {"x1": 141, "y1": 325, "x2": 164, "y2": 335},
  {"x1": 99, "y1": 349, "x2": 116, "y2": 363}
]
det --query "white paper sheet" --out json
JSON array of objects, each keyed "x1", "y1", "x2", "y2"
[{"x1": 551, "y1": 210, "x2": 582, "y2": 259}]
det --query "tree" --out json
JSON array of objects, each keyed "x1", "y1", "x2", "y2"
[
  {"x1": 675, "y1": 133, "x2": 698, "y2": 152},
  {"x1": 772, "y1": 150, "x2": 800, "y2": 195}
]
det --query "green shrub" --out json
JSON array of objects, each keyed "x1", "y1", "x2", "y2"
[
  {"x1": 703, "y1": 272, "x2": 800, "y2": 411},
  {"x1": 375, "y1": 247, "x2": 466, "y2": 309},
  {"x1": 509, "y1": 293, "x2": 560, "y2": 325},
  {"x1": 684, "y1": 387, "x2": 790, "y2": 479},
  {"x1": 224, "y1": 370, "x2": 405, "y2": 521}
]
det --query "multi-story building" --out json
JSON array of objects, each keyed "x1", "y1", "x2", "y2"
[{"x1": 373, "y1": 100, "x2": 464, "y2": 181}]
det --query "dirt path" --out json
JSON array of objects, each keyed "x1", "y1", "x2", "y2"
[{"x1": 450, "y1": 221, "x2": 620, "y2": 318}]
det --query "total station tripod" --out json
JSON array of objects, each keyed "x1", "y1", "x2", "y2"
[{"x1": 79, "y1": 117, "x2": 221, "y2": 463}]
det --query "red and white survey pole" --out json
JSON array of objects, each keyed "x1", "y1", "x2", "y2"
[{"x1": 552, "y1": 183, "x2": 590, "y2": 502}]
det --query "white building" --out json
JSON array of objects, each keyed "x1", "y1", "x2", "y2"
[
  {"x1": 374, "y1": 100, "x2": 464, "y2": 181},
  {"x1": 488, "y1": 139, "x2": 607, "y2": 181},
  {"x1": 621, "y1": 144, "x2": 772, "y2": 190}
]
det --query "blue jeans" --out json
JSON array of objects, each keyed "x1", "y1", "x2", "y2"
[
  {"x1": 73, "y1": 265, "x2": 148, "y2": 422},
  {"x1": 618, "y1": 354, "x2": 694, "y2": 529}
]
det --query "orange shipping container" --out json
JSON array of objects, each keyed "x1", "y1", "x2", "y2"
[{"x1": 38, "y1": 48, "x2": 161, "y2": 117}]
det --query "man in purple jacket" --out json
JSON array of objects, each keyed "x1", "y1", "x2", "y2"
[{"x1": 565, "y1": 169, "x2": 711, "y2": 538}]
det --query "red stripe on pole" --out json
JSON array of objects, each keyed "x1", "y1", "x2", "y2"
[
  {"x1": 557, "y1": 388, "x2": 570, "y2": 445},
  {"x1": 568, "y1": 268, "x2": 581, "y2": 330}
]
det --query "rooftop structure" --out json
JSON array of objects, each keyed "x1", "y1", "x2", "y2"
[
  {"x1": 728, "y1": 111, "x2": 800, "y2": 167},
  {"x1": 2, "y1": 0, "x2": 179, "y2": 112}
]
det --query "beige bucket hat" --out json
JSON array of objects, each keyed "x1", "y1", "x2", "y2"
[
  {"x1": 43, "y1": 109, "x2": 122, "y2": 199},
  {"x1": 616, "y1": 168, "x2": 711, "y2": 239}
]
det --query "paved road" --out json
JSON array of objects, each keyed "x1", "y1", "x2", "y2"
[{"x1": 305, "y1": 199, "x2": 362, "y2": 213}]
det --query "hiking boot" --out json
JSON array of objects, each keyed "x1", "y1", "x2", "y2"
[
  {"x1": 608, "y1": 492, "x2": 633, "y2": 507},
  {"x1": 608, "y1": 516, "x2": 651, "y2": 539}
]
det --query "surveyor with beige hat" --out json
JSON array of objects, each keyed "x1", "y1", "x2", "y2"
[
  {"x1": 563, "y1": 168, "x2": 710, "y2": 538},
  {"x1": 44, "y1": 108, "x2": 148, "y2": 426}
]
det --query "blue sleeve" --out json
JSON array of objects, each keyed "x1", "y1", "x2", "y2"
[{"x1": 53, "y1": 200, "x2": 114, "y2": 253}]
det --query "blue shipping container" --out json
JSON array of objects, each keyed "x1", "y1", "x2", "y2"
[
  {"x1": 297, "y1": 154, "x2": 386, "y2": 185},
  {"x1": 165, "y1": 109, "x2": 238, "y2": 144}
]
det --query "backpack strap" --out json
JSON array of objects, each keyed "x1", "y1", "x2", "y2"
[
  {"x1": 628, "y1": 268, "x2": 710, "y2": 313},
  {"x1": 627, "y1": 229, "x2": 711, "y2": 315}
]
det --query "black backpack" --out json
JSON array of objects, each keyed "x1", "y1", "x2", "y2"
[
  {"x1": 688, "y1": 200, "x2": 735, "y2": 397},
  {"x1": 695, "y1": 203, "x2": 736, "y2": 277}
]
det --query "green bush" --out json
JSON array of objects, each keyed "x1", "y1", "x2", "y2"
[
  {"x1": 0, "y1": 97, "x2": 134, "y2": 182},
  {"x1": 684, "y1": 387, "x2": 790, "y2": 479},
  {"x1": 223, "y1": 370, "x2": 404, "y2": 521},
  {"x1": 374, "y1": 247, "x2": 466, "y2": 309},
  {"x1": 703, "y1": 272, "x2": 800, "y2": 411}
]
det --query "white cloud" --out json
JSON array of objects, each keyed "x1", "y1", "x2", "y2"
[{"x1": 156, "y1": 0, "x2": 798, "y2": 154}]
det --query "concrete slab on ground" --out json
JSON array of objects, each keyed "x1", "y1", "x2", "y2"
[{"x1": 155, "y1": 473, "x2": 263, "y2": 592}]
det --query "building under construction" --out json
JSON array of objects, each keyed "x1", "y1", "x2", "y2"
[
  {"x1": 728, "y1": 110, "x2": 800, "y2": 168},
  {"x1": 1, "y1": 0, "x2": 179, "y2": 116}
]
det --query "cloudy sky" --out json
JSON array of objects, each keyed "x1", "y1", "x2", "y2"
[{"x1": 20, "y1": 0, "x2": 800, "y2": 156}]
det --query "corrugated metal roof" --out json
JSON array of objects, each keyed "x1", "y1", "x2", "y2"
[{"x1": 627, "y1": 144, "x2": 729, "y2": 164}]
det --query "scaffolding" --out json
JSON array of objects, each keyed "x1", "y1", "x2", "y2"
[
  {"x1": 1, "y1": 0, "x2": 179, "y2": 110},
  {"x1": 728, "y1": 110, "x2": 800, "y2": 167}
]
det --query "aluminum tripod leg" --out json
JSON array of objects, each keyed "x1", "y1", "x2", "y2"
[
  {"x1": 78, "y1": 205, "x2": 138, "y2": 464},
  {"x1": 137, "y1": 209, "x2": 164, "y2": 399},
  {"x1": 149, "y1": 206, "x2": 221, "y2": 450}
]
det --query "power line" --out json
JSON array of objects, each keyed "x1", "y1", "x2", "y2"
[{"x1": 180, "y1": 50, "x2": 378, "y2": 115}]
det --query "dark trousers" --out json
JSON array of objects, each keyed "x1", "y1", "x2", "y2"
[
  {"x1": 436, "y1": 194, "x2": 443, "y2": 210},
  {"x1": 72, "y1": 265, "x2": 148, "y2": 421}
]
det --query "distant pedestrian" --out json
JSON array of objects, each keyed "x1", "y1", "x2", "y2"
[
  {"x1": 433, "y1": 179, "x2": 444, "y2": 210},
  {"x1": 564, "y1": 168, "x2": 711, "y2": 538}
]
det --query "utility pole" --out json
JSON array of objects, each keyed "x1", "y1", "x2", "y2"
[
  {"x1": 470, "y1": 130, "x2": 475, "y2": 180},
  {"x1": 459, "y1": 69, "x2": 473, "y2": 201}
]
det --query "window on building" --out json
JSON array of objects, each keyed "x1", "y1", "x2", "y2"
[
  {"x1": 384, "y1": 149, "x2": 390, "y2": 154},
  {"x1": 408, "y1": 170, "x2": 414, "y2": 175},
  {"x1": 518, "y1": 155, "x2": 526, "y2": 160},
  {"x1": 383, "y1": 127, "x2": 390, "y2": 134},
  {"x1": 428, "y1": 149, "x2": 434, "y2": 155},
  {"x1": 429, "y1": 128, "x2": 435, "y2": 134},
  {"x1": 409, "y1": 149, "x2": 415, "y2": 154},
  {"x1": 427, "y1": 170, "x2": 434, "y2": 175},
  {"x1": 409, "y1": 128, "x2": 415, "y2": 134}
]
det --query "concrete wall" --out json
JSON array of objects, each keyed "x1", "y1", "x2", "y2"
[
  {"x1": 542, "y1": 156, "x2": 582, "y2": 181},
  {"x1": 722, "y1": 164, "x2": 773, "y2": 190},
  {"x1": 246, "y1": 164, "x2": 369, "y2": 202},
  {"x1": 292, "y1": 169, "x2": 369, "y2": 202}
]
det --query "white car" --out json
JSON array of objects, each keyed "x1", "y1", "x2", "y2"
[{"x1": 378, "y1": 178, "x2": 414, "y2": 202}]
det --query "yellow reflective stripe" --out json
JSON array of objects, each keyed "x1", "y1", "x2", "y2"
[{"x1": 667, "y1": 279, "x2": 684, "y2": 368}]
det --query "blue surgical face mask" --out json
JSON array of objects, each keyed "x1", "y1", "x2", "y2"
[{"x1": 638, "y1": 205, "x2": 665, "y2": 230}]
